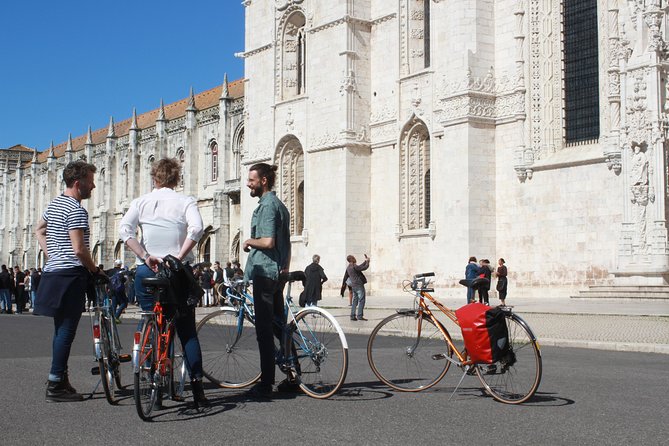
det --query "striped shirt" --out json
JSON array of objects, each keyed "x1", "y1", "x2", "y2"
[{"x1": 42, "y1": 195, "x2": 90, "y2": 272}]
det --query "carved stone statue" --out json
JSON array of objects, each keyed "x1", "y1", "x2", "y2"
[{"x1": 629, "y1": 142, "x2": 655, "y2": 252}]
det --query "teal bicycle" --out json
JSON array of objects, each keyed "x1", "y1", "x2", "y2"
[
  {"x1": 197, "y1": 272, "x2": 349, "y2": 399},
  {"x1": 90, "y1": 276, "x2": 131, "y2": 404}
]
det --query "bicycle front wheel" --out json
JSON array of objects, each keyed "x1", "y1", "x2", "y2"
[
  {"x1": 99, "y1": 316, "x2": 119, "y2": 404},
  {"x1": 169, "y1": 336, "x2": 186, "y2": 400},
  {"x1": 197, "y1": 308, "x2": 260, "y2": 388},
  {"x1": 292, "y1": 308, "x2": 348, "y2": 399},
  {"x1": 134, "y1": 318, "x2": 158, "y2": 421},
  {"x1": 475, "y1": 312, "x2": 542, "y2": 404},
  {"x1": 367, "y1": 312, "x2": 452, "y2": 392}
]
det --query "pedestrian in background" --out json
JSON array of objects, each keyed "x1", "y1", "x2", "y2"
[
  {"x1": 495, "y1": 258, "x2": 508, "y2": 306},
  {"x1": 0, "y1": 265, "x2": 11, "y2": 313},
  {"x1": 13, "y1": 266, "x2": 26, "y2": 314},
  {"x1": 346, "y1": 254, "x2": 370, "y2": 321},
  {"x1": 465, "y1": 256, "x2": 480, "y2": 304},
  {"x1": 303, "y1": 254, "x2": 327, "y2": 307},
  {"x1": 34, "y1": 160, "x2": 102, "y2": 402},
  {"x1": 478, "y1": 259, "x2": 492, "y2": 305}
]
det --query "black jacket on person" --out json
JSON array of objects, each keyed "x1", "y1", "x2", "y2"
[
  {"x1": 304, "y1": 262, "x2": 327, "y2": 303},
  {"x1": 0, "y1": 270, "x2": 11, "y2": 289}
]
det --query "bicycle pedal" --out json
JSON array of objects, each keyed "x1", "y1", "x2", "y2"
[
  {"x1": 431, "y1": 353, "x2": 447, "y2": 360},
  {"x1": 91, "y1": 366, "x2": 100, "y2": 375},
  {"x1": 118, "y1": 354, "x2": 132, "y2": 363}
]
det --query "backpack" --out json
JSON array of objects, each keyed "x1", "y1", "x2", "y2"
[
  {"x1": 456, "y1": 303, "x2": 510, "y2": 364},
  {"x1": 110, "y1": 272, "x2": 126, "y2": 294}
]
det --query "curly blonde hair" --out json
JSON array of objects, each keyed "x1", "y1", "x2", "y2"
[{"x1": 150, "y1": 158, "x2": 181, "y2": 188}]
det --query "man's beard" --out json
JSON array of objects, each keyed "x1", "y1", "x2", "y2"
[
  {"x1": 249, "y1": 185, "x2": 263, "y2": 197},
  {"x1": 79, "y1": 187, "x2": 92, "y2": 200}
]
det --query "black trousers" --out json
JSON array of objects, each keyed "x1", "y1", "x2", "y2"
[{"x1": 252, "y1": 275, "x2": 286, "y2": 386}]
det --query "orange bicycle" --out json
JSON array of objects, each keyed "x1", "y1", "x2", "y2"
[
  {"x1": 133, "y1": 273, "x2": 185, "y2": 421},
  {"x1": 367, "y1": 272, "x2": 541, "y2": 404}
]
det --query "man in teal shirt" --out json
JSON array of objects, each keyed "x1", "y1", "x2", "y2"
[{"x1": 243, "y1": 163, "x2": 291, "y2": 397}]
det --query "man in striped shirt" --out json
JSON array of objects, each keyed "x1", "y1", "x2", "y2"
[{"x1": 34, "y1": 160, "x2": 102, "y2": 403}]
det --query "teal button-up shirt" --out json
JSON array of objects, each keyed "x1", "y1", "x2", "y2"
[{"x1": 244, "y1": 191, "x2": 291, "y2": 282}]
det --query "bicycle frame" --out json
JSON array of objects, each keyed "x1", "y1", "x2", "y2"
[
  {"x1": 91, "y1": 284, "x2": 122, "y2": 362},
  {"x1": 137, "y1": 301, "x2": 176, "y2": 378}
]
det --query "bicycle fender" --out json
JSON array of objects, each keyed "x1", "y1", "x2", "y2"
[{"x1": 296, "y1": 307, "x2": 349, "y2": 349}]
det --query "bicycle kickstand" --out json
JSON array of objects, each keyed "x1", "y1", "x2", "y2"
[{"x1": 448, "y1": 365, "x2": 474, "y2": 402}]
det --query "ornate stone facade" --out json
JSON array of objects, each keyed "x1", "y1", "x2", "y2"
[{"x1": 4, "y1": 1, "x2": 669, "y2": 296}]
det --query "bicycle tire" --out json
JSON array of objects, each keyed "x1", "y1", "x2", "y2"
[
  {"x1": 134, "y1": 318, "x2": 158, "y2": 421},
  {"x1": 111, "y1": 321, "x2": 123, "y2": 389},
  {"x1": 98, "y1": 315, "x2": 118, "y2": 404},
  {"x1": 475, "y1": 312, "x2": 542, "y2": 404},
  {"x1": 197, "y1": 308, "x2": 261, "y2": 388},
  {"x1": 292, "y1": 308, "x2": 348, "y2": 399},
  {"x1": 367, "y1": 311, "x2": 452, "y2": 392}
]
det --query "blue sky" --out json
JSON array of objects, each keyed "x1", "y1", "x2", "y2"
[{"x1": 0, "y1": 0, "x2": 245, "y2": 151}]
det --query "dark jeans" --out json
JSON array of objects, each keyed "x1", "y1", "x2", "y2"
[
  {"x1": 15, "y1": 288, "x2": 26, "y2": 313},
  {"x1": 112, "y1": 290, "x2": 128, "y2": 319},
  {"x1": 134, "y1": 264, "x2": 204, "y2": 380},
  {"x1": 252, "y1": 275, "x2": 286, "y2": 386},
  {"x1": 49, "y1": 291, "x2": 86, "y2": 382}
]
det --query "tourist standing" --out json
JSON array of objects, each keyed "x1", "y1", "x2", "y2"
[
  {"x1": 118, "y1": 157, "x2": 209, "y2": 407},
  {"x1": 243, "y1": 163, "x2": 292, "y2": 397},
  {"x1": 0, "y1": 265, "x2": 12, "y2": 313},
  {"x1": 34, "y1": 160, "x2": 101, "y2": 402},
  {"x1": 465, "y1": 256, "x2": 480, "y2": 304},
  {"x1": 495, "y1": 258, "x2": 508, "y2": 306},
  {"x1": 303, "y1": 254, "x2": 327, "y2": 307},
  {"x1": 346, "y1": 254, "x2": 370, "y2": 321}
]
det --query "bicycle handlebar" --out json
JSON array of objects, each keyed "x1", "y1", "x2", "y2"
[{"x1": 413, "y1": 272, "x2": 435, "y2": 279}]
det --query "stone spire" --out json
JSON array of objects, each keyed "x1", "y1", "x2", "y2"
[
  {"x1": 130, "y1": 107, "x2": 139, "y2": 130},
  {"x1": 107, "y1": 116, "x2": 116, "y2": 138},
  {"x1": 221, "y1": 73, "x2": 229, "y2": 99},
  {"x1": 85, "y1": 126, "x2": 94, "y2": 161},
  {"x1": 86, "y1": 126, "x2": 93, "y2": 145},
  {"x1": 31, "y1": 148, "x2": 37, "y2": 163},
  {"x1": 157, "y1": 99, "x2": 167, "y2": 121},
  {"x1": 186, "y1": 87, "x2": 197, "y2": 112},
  {"x1": 65, "y1": 133, "x2": 74, "y2": 162},
  {"x1": 47, "y1": 141, "x2": 56, "y2": 159}
]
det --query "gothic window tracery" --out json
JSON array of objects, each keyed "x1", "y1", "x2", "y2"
[
  {"x1": 402, "y1": 0, "x2": 431, "y2": 75},
  {"x1": 233, "y1": 127, "x2": 244, "y2": 180},
  {"x1": 176, "y1": 149, "x2": 185, "y2": 190},
  {"x1": 400, "y1": 117, "x2": 431, "y2": 231},
  {"x1": 276, "y1": 136, "x2": 304, "y2": 235},
  {"x1": 563, "y1": 0, "x2": 599, "y2": 144},
  {"x1": 281, "y1": 11, "x2": 306, "y2": 100},
  {"x1": 122, "y1": 161, "x2": 129, "y2": 200}
]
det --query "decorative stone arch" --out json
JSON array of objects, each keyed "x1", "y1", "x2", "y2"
[
  {"x1": 232, "y1": 123, "x2": 244, "y2": 179},
  {"x1": 91, "y1": 242, "x2": 101, "y2": 265},
  {"x1": 231, "y1": 230, "x2": 240, "y2": 262},
  {"x1": 399, "y1": 114, "x2": 431, "y2": 231},
  {"x1": 277, "y1": 8, "x2": 307, "y2": 100},
  {"x1": 147, "y1": 154, "x2": 156, "y2": 191},
  {"x1": 175, "y1": 148, "x2": 185, "y2": 190},
  {"x1": 198, "y1": 225, "x2": 214, "y2": 263},
  {"x1": 275, "y1": 135, "x2": 304, "y2": 236}
]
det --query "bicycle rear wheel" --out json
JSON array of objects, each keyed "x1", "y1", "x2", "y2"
[
  {"x1": 475, "y1": 312, "x2": 542, "y2": 404},
  {"x1": 367, "y1": 312, "x2": 452, "y2": 392},
  {"x1": 99, "y1": 316, "x2": 119, "y2": 404},
  {"x1": 134, "y1": 318, "x2": 158, "y2": 421},
  {"x1": 197, "y1": 308, "x2": 260, "y2": 388},
  {"x1": 291, "y1": 308, "x2": 348, "y2": 399}
]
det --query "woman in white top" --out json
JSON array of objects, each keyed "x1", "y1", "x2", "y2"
[{"x1": 119, "y1": 158, "x2": 209, "y2": 407}]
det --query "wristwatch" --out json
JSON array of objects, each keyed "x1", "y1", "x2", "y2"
[{"x1": 143, "y1": 253, "x2": 151, "y2": 263}]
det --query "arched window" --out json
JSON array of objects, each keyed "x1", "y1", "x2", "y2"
[
  {"x1": 98, "y1": 168, "x2": 106, "y2": 208},
  {"x1": 400, "y1": 116, "x2": 431, "y2": 230},
  {"x1": 122, "y1": 162, "x2": 129, "y2": 200},
  {"x1": 113, "y1": 240, "x2": 124, "y2": 264},
  {"x1": 231, "y1": 231, "x2": 240, "y2": 262},
  {"x1": 281, "y1": 11, "x2": 306, "y2": 99},
  {"x1": 233, "y1": 126, "x2": 244, "y2": 179},
  {"x1": 147, "y1": 155, "x2": 156, "y2": 191},
  {"x1": 277, "y1": 136, "x2": 304, "y2": 236},
  {"x1": 176, "y1": 149, "x2": 185, "y2": 189},
  {"x1": 210, "y1": 142, "x2": 219, "y2": 182}
]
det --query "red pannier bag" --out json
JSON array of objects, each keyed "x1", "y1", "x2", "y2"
[{"x1": 456, "y1": 303, "x2": 509, "y2": 364}]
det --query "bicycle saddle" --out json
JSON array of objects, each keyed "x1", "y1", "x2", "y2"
[
  {"x1": 280, "y1": 270, "x2": 306, "y2": 283},
  {"x1": 141, "y1": 277, "x2": 171, "y2": 288},
  {"x1": 459, "y1": 277, "x2": 490, "y2": 290}
]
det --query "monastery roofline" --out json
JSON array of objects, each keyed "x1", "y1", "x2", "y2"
[{"x1": 13, "y1": 78, "x2": 244, "y2": 166}]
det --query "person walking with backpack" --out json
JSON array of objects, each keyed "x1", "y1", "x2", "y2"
[{"x1": 109, "y1": 268, "x2": 128, "y2": 322}]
